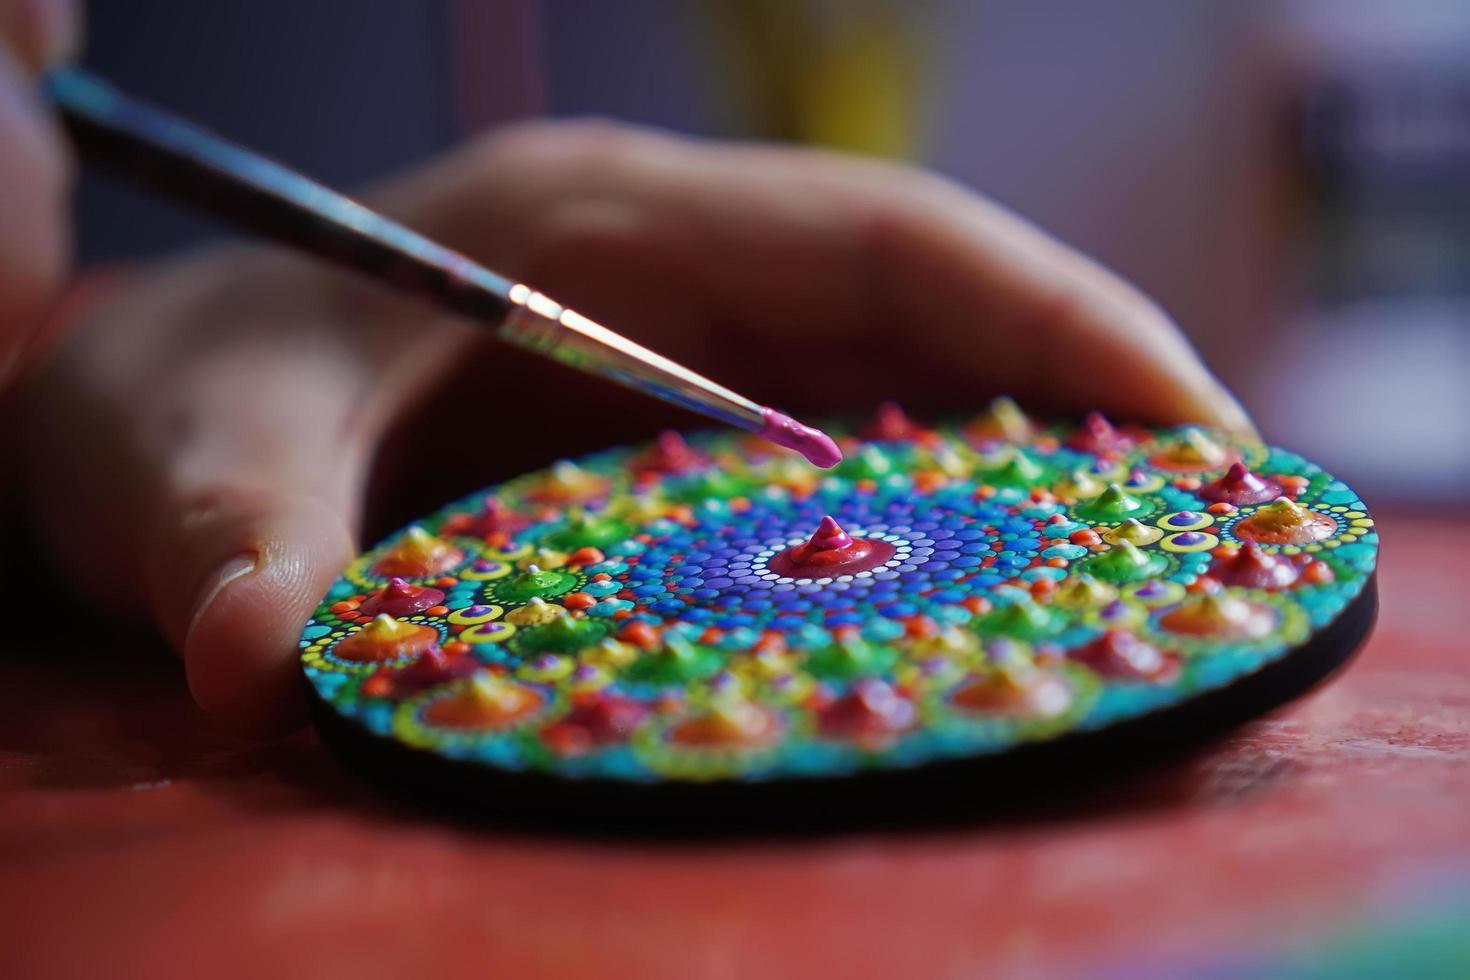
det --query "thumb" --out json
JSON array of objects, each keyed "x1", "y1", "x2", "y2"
[
  {"x1": 144, "y1": 487, "x2": 355, "y2": 735},
  {"x1": 22, "y1": 247, "x2": 465, "y2": 736}
]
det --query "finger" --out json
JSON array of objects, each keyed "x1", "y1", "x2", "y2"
[
  {"x1": 0, "y1": 0, "x2": 79, "y2": 73},
  {"x1": 0, "y1": 38, "x2": 71, "y2": 387},
  {"x1": 386, "y1": 121, "x2": 1253, "y2": 434},
  {"x1": 24, "y1": 249, "x2": 467, "y2": 734}
]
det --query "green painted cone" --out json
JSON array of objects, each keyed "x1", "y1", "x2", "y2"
[
  {"x1": 804, "y1": 636, "x2": 898, "y2": 680},
  {"x1": 495, "y1": 563, "x2": 576, "y2": 603},
  {"x1": 984, "y1": 450, "x2": 1046, "y2": 487},
  {"x1": 544, "y1": 510, "x2": 632, "y2": 551},
  {"x1": 837, "y1": 445, "x2": 896, "y2": 482},
  {"x1": 515, "y1": 614, "x2": 608, "y2": 655},
  {"x1": 1082, "y1": 540, "x2": 1168, "y2": 583},
  {"x1": 626, "y1": 634, "x2": 724, "y2": 684},
  {"x1": 1075, "y1": 483, "x2": 1153, "y2": 522},
  {"x1": 974, "y1": 600, "x2": 1065, "y2": 640}
]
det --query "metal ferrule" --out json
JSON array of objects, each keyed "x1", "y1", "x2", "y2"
[{"x1": 499, "y1": 284, "x2": 766, "y2": 431}]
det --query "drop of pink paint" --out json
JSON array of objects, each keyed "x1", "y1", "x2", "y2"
[{"x1": 757, "y1": 408, "x2": 843, "y2": 468}]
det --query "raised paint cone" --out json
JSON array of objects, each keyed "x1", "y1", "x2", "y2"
[
  {"x1": 496, "y1": 563, "x2": 569, "y2": 603},
  {"x1": 1083, "y1": 540, "x2": 1168, "y2": 583},
  {"x1": 425, "y1": 672, "x2": 543, "y2": 728},
  {"x1": 359, "y1": 577, "x2": 445, "y2": 617},
  {"x1": 985, "y1": 449, "x2": 1046, "y2": 487},
  {"x1": 1235, "y1": 497, "x2": 1337, "y2": 545},
  {"x1": 818, "y1": 678, "x2": 916, "y2": 741},
  {"x1": 387, "y1": 645, "x2": 478, "y2": 697},
  {"x1": 806, "y1": 515, "x2": 853, "y2": 553},
  {"x1": 1151, "y1": 427, "x2": 1232, "y2": 470},
  {"x1": 1071, "y1": 630, "x2": 1173, "y2": 680},
  {"x1": 1159, "y1": 593, "x2": 1274, "y2": 639},
  {"x1": 975, "y1": 599, "x2": 1063, "y2": 640},
  {"x1": 630, "y1": 429, "x2": 708, "y2": 474},
  {"x1": 526, "y1": 460, "x2": 609, "y2": 504},
  {"x1": 334, "y1": 613, "x2": 439, "y2": 663},
  {"x1": 1052, "y1": 575, "x2": 1118, "y2": 609},
  {"x1": 863, "y1": 401, "x2": 928, "y2": 442},
  {"x1": 1076, "y1": 484, "x2": 1152, "y2": 522},
  {"x1": 1212, "y1": 542, "x2": 1299, "y2": 589},
  {"x1": 967, "y1": 396, "x2": 1032, "y2": 442},
  {"x1": 952, "y1": 665, "x2": 1074, "y2": 718},
  {"x1": 505, "y1": 596, "x2": 565, "y2": 627},
  {"x1": 1199, "y1": 462, "x2": 1281, "y2": 506},
  {"x1": 1068, "y1": 411, "x2": 1131, "y2": 454},
  {"x1": 1104, "y1": 518, "x2": 1163, "y2": 547},
  {"x1": 669, "y1": 691, "x2": 778, "y2": 748},
  {"x1": 768, "y1": 515, "x2": 895, "y2": 578},
  {"x1": 371, "y1": 526, "x2": 464, "y2": 578}
]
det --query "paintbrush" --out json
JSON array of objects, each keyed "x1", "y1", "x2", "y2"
[{"x1": 43, "y1": 67, "x2": 842, "y2": 467}]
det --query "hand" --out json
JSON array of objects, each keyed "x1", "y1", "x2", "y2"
[
  {"x1": 20, "y1": 120, "x2": 1253, "y2": 735},
  {"x1": 0, "y1": 0, "x2": 78, "y2": 386}
]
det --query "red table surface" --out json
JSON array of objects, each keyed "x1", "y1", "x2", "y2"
[{"x1": 0, "y1": 512, "x2": 1464, "y2": 979}]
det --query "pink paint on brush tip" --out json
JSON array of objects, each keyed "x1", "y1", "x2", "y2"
[{"x1": 757, "y1": 408, "x2": 843, "y2": 468}]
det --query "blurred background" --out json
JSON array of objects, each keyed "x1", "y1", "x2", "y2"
[{"x1": 76, "y1": 0, "x2": 1470, "y2": 507}]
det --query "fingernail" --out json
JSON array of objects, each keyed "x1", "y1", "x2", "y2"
[{"x1": 189, "y1": 552, "x2": 257, "y2": 633}]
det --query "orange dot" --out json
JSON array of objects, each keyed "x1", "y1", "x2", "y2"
[
  {"x1": 699, "y1": 627, "x2": 723, "y2": 644},
  {"x1": 434, "y1": 577, "x2": 458, "y2": 589},
  {"x1": 914, "y1": 472, "x2": 945, "y2": 492},
  {"x1": 361, "y1": 673, "x2": 393, "y2": 698},
  {"x1": 329, "y1": 600, "x2": 358, "y2": 614},
  {"x1": 619, "y1": 621, "x2": 659, "y2": 649},
  {"x1": 961, "y1": 595, "x2": 991, "y2": 615},
  {"x1": 754, "y1": 631, "x2": 787, "y2": 654},
  {"x1": 443, "y1": 641, "x2": 471, "y2": 657},
  {"x1": 1046, "y1": 557, "x2": 1069, "y2": 568},
  {"x1": 424, "y1": 605, "x2": 449, "y2": 617},
  {"x1": 567, "y1": 547, "x2": 605, "y2": 567},
  {"x1": 1070, "y1": 530, "x2": 1101, "y2": 547},
  {"x1": 562, "y1": 592, "x2": 596, "y2": 611},
  {"x1": 1302, "y1": 561, "x2": 1335, "y2": 584},
  {"x1": 903, "y1": 615, "x2": 939, "y2": 638},
  {"x1": 1206, "y1": 502, "x2": 1236, "y2": 515}
]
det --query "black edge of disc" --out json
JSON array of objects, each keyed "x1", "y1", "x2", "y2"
[{"x1": 308, "y1": 576, "x2": 1378, "y2": 837}]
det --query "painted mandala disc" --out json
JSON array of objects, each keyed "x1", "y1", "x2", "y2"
[{"x1": 300, "y1": 402, "x2": 1377, "y2": 811}]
